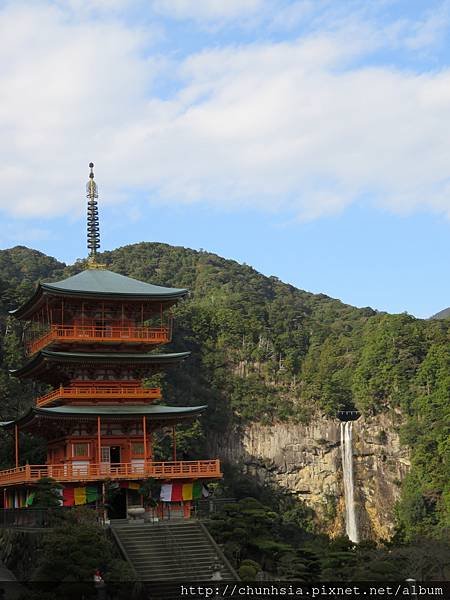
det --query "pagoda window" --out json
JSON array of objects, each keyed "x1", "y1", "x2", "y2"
[
  {"x1": 131, "y1": 442, "x2": 144, "y2": 456},
  {"x1": 72, "y1": 443, "x2": 89, "y2": 458},
  {"x1": 101, "y1": 447, "x2": 110, "y2": 463}
]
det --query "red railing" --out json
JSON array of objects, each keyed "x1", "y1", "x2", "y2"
[
  {"x1": 0, "y1": 460, "x2": 222, "y2": 486},
  {"x1": 36, "y1": 386, "x2": 162, "y2": 407},
  {"x1": 28, "y1": 325, "x2": 171, "y2": 355}
]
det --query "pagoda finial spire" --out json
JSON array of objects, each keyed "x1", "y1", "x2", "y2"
[{"x1": 86, "y1": 162, "x2": 102, "y2": 267}]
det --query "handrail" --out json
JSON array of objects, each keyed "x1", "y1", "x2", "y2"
[
  {"x1": 0, "y1": 460, "x2": 222, "y2": 486},
  {"x1": 198, "y1": 521, "x2": 241, "y2": 580},
  {"x1": 36, "y1": 385, "x2": 161, "y2": 407},
  {"x1": 28, "y1": 324, "x2": 171, "y2": 355},
  {"x1": 109, "y1": 525, "x2": 140, "y2": 580}
]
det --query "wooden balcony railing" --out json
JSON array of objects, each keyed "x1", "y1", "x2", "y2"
[
  {"x1": 36, "y1": 386, "x2": 162, "y2": 407},
  {"x1": 28, "y1": 325, "x2": 171, "y2": 355},
  {"x1": 0, "y1": 460, "x2": 222, "y2": 487}
]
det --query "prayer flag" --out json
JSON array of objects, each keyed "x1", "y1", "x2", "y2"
[
  {"x1": 182, "y1": 483, "x2": 193, "y2": 501},
  {"x1": 171, "y1": 482, "x2": 183, "y2": 501},
  {"x1": 160, "y1": 483, "x2": 172, "y2": 502},
  {"x1": 119, "y1": 481, "x2": 141, "y2": 490},
  {"x1": 63, "y1": 488, "x2": 75, "y2": 507},
  {"x1": 192, "y1": 481, "x2": 202, "y2": 500},
  {"x1": 74, "y1": 487, "x2": 87, "y2": 505},
  {"x1": 86, "y1": 486, "x2": 99, "y2": 503}
]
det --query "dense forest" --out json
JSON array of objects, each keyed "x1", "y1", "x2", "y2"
[{"x1": 0, "y1": 243, "x2": 449, "y2": 576}]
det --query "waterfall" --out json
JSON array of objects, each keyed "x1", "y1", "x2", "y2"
[{"x1": 340, "y1": 421, "x2": 359, "y2": 543}]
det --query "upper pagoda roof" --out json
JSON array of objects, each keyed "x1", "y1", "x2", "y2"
[{"x1": 10, "y1": 268, "x2": 188, "y2": 319}]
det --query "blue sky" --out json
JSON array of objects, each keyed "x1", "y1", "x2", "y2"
[{"x1": 0, "y1": 0, "x2": 449, "y2": 318}]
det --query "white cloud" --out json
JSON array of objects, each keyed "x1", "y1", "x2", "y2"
[
  {"x1": 0, "y1": 0, "x2": 450, "y2": 224},
  {"x1": 151, "y1": 0, "x2": 265, "y2": 22},
  {"x1": 403, "y1": 1, "x2": 450, "y2": 50}
]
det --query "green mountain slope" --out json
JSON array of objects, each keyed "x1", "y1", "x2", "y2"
[{"x1": 0, "y1": 242, "x2": 448, "y2": 541}]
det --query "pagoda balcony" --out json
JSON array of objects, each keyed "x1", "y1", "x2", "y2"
[
  {"x1": 28, "y1": 324, "x2": 171, "y2": 355},
  {"x1": 0, "y1": 460, "x2": 222, "y2": 487},
  {"x1": 36, "y1": 385, "x2": 162, "y2": 408}
]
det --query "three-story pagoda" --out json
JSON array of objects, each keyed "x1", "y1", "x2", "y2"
[{"x1": 0, "y1": 164, "x2": 221, "y2": 518}]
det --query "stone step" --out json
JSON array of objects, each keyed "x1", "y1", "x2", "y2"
[
  {"x1": 113, "y1": 520, "x2": 237, "y2": 582},
  {"x1": 119, "y1": 531, "x2": 207, "y2": 539},
  {"x1": 126, "y1": 553, "x2": 217, "y2": 562}
]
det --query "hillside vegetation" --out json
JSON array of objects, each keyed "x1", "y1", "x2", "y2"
[{"x1": 0, "y1": 243, "x2": 448, "y2": 542}]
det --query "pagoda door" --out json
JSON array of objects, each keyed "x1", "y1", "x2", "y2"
[
  {"x1": 101, "y1": 446, "x2": 121, "y2": 471},
  {"x1": 110, "y1": 446, "x2": 121, "y2": 465}
]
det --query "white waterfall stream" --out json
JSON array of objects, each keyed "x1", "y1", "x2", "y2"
[{"x1": 340, "y1": 421, "x2": 359, "y2": 543}]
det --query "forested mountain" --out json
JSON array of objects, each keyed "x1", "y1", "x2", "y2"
[{"x1": 0, "y1": 243, "x2": 448, "y2": 545}]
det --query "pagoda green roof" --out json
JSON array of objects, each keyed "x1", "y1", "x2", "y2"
[
  {"x1": 38, "y1": 404, "x2": 205, "y2": 416},
  {"x1": 0, "y1": 404, "x2": 207, "y2": 430},
  {"x1": 11, "y1": 350, "x2": 190, "y2": 382},
  {"x1": 10, "y1": 268, "x2": 188, "y2": 319}
]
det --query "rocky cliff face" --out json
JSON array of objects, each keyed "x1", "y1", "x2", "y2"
[{"x1": 211, "y1": 412, "x2": 410, "y2": 541}]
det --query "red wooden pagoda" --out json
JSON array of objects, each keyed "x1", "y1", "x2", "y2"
[{"x1": 0, "y1": 163, "x2": 221, "y2": 518}]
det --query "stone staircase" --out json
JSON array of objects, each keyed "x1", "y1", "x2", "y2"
[{"x1": 111, "y1": 520, "x2": 237, "y2": 581}]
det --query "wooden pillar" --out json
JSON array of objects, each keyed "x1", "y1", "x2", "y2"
[
  {"x1": 15, "y1": 424, "x2": 19, "y2": 468},
  {"x1": 148, "y1": 429, "x2": 153, "y2": 461},
  {"x1": 97, "y1": 417, "x2": 101, "y2": 464},
  {"x1": 143, "y1": 416, "x2": 148, "y2": 465},
  {"x1": 172, "y1": 426, "x2": 177, "y2": 462}
]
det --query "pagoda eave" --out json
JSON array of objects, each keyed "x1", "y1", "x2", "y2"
[
  {"x1": 10, "y1": 269, "x2": 188, "y2": 320},
  {"x1": 11, "y1": 350, "x2": 191, "y2": 382},
  {"x1": 0, "y1": 404, "x2": 207, "y2": 433}
]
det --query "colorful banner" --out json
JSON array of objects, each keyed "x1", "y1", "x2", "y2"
[
  {"x1": 182, "y1": 483, "x2": 193, "y2": 501},
  {"x1": 171, "y1": 482, "x2": 183, "y2": 501},
  {"x1": 86, "y1": 487, "x2": 99, "y2": 502},
  {"x1": 63, "y1": 488, "x2": 75, "y2": 506},
  {"x1": 160, "y1": 482, "x2": 209, "y2": 502},
  {"x1": 63, "y1": 486, "x2": 99, "y2": 506},
  {"x1": 74, "y1": 487, "x2": 87, "y2": 505},
  {"x1": 160, "y1": 483, "x2": 172, "y2": 502},
  {"x1": 119, "y1": 481, "x2": 141, "y2": 490},
  {"x1": 193, "y1": 481, "x2": 203, "y2": 500}
]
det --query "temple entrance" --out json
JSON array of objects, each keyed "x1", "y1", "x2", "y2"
[
  {"x1": 102, "y1": 445, "x2": 121, "y2": 465},
  {"x1": 108, "y1": 488, "x2": 127, "y2": 519},
  {"x1": 110, "y1": 446, "x2": 121, "y2": 464}
]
